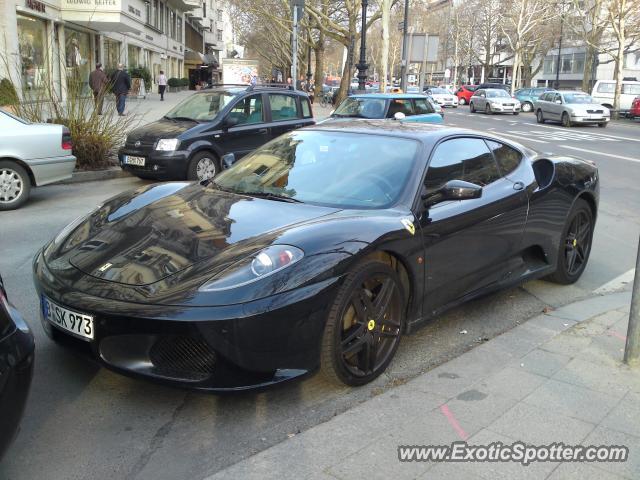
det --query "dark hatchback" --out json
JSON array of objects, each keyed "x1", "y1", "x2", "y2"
[
  {"x1": 0, "y1": 274, "x2": 35, "y2": 460},
  {"x1": 118, "y1": 85, "x2": 315, "y2": 181}
]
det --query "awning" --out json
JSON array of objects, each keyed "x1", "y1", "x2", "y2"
[
  {"x1": 203, "y1": 54, "x2": 220, "y2": 68},
  {"x1": 184, "y1": 50, "x2": 205, "y2": 64}
]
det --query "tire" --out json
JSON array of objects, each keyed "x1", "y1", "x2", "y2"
[
  {"x1": 0, "y1": 161, "x2": 31, "y2": 211},
  {"x1": 522, "y1": 102, "x2": 533, "y2": 113},
  {"x1": 513, "y1": 112, "x2": 519, "y2": 116},
  {"x1": 562, "y1": 112, "x2": 572, "y2": 127},
  {"x1": 598, "y1": 122, "x2": 607, "y2": 128},
  {"x1": 458, "y1": 97, "x2": 466, "y2": 106},
  {"x1": 320, "y1": 96, "x2": 328, "y2": 108},
  {"x1": 536, "y1": 109, "x2": 545, "y2": 123},
  {"x1": 485, "y1": 103, "x2": 492, "y2": 115},
  {"x1": 320, "y1": 259, "x2": 405, "y2": 386},
  {"x1": 469, "y1": 102, "x2": 475, "y2": 113},
  {"x1": 547, "y1": 199, "x2": 594, "y2": 285},
  {"x1": 187, "y1": 151, "x2": 220, "y2": 182}
]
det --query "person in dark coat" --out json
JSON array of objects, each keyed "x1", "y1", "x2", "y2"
[
  {"x1": 88, "y1": 63, "x2": 108, "y2": 115},
  {"x1": 111, "y1": 63, "x2": 131, "y2": 116}
]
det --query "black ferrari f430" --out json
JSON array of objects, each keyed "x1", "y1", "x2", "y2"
[{"x1": 33, "y1": 121, "x2": 598, "y2": 390}]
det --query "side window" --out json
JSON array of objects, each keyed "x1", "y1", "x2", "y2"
[
  {"x1": 414, "y1": 98, "x2": 435, "y2": 114},
  {"x1": 486, "y1": 140, "x2": 522, "y2": 176},
  {"x1": 387, "y1": 99, "x2": 415, "y2": 118},
  {"x1": 269, "y1": 94, "x2": 300, "y2": 121},
  {"x1": 301, "y1": 97, "x2": 312, "y2": 118},
  {"x1": 227, "y1": 94, "x2": 263, "y2": 125},
  {"x1": 425, "y1": 138, "x2": 500, "y2": 195},
  {"x1": 477, "y1": 89, "x2": 485, "y2": 97},
  {"x1": 554, "y1": 93, "x2": 563, "y2": 103}
]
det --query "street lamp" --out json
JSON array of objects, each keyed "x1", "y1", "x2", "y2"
[{"x1": 356, "y1": 0, "x2": 369, "y2": 92}]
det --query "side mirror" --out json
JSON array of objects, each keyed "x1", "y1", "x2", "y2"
[
  {"x1": 394, "y1": 112, "x2": 406, "y2": 121},
  {"x1": 422, "y1": 180, "x2": 482, "y2": 207},
  {"x1": 555, "y1": 99, "x2": 562, "y2": 104},
  {"x1": 223, "y1": 115, "x2": 240, "y2": 130},
  {"x1": 222, "y1": 153, "x2": 236, "y2": 169}
]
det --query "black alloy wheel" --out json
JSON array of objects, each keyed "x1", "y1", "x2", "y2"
[
  {"x1": 321, "y1": 260, "x2": 405, "y2": 386},
  {"x1": 548, "y1": 199, "x2": 594, "y2": 284}
]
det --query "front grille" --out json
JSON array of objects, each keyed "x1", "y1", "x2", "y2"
[
  {"x1": 504, "y1": 103, "x2": 514, "y2": 106},
  {"x1": 149, "y1": 336, "x2": 216, "y2": 381},
  {"x1": 587, "y1": 109, "x2": 603, "y2": 114}
]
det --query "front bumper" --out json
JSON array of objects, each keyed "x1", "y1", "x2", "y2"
[
  {"x1": 118, "y1": 147, "x2": 190, "y2": 180},
  {"x1": 489, "y1": 103, "x2": 521, "y2": 113},
  {"x1": 571, "y1": 115, "x2": 610, "y2": 124},
  {"x1": 33, "y1": 257, "x2": 339, "y2": 392},
  {"x1": 0, "y1": 306, "x2": 35, "y2": 460}
]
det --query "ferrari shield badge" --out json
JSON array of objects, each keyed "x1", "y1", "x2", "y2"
[{"x1": 401, "y1": 218, "x2": 415, "y2": 236}]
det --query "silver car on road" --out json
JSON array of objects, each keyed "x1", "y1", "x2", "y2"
[
  {"x1": 469, "y1": 88, "x2": 521, "y2": 115},
  {"x1": 0, "y1": 109, "x2": 76, "y2": 210},
  {"x1": 534, "y1": 90, "x2": 610, "y2": 128}
]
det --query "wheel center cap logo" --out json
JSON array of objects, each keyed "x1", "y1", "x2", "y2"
[
  {"x1": 367, "y1": 320, "x2": 375, "y2": 331},
  {"x1": 573, "y1": 239, "x2": 577, "y2": 247}
]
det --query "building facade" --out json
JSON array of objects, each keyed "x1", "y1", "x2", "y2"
[{"x1": 0, "y1": 0, "x2": 196, "y2": 100}]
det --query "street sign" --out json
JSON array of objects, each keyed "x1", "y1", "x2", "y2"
[
  {"x1": 407, "y1": 34, "x2": 439, "y2": 63},
  {"x1": 444, "y1": 68, "x2": 451, "y2": 78},
  {"x1": 291, "y1": 0, "x2": 304, "y2": 20},
  {"x1": 408, "y1": 74, "x2": 416, "y2": 83}
]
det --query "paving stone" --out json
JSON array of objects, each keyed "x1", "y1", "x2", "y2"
[
  {"x1": 509, "y1": 348, "x2": 572, "y2": 377},
  {"x1": 417, "y1": 462, "x2": 486, "y2": 479},
  {"x1": 522, "y1": 379, "x2": 620, "y2": 424},
  {"x1": 487, "y1": 401, "x2": 595, "y2": 445},
  {"x1": 546, "y1": 462, "x2": 629, "y2": 479},
  {"x1": 538, "y1": 332, "x2": 593, "y2": 358},
  {"x1": 472, "y1": 367, "x2": 547, "y2": 401},
  {"x1": 483, "y1": 329, "x2": 540, "y2": 359},
  {"x1": 552, "y1": 357, "x2": 634, "y2": 397},
  {"x1": 443, "y1": 390, "x2": 520, "y2": 429},
  {"x1": 590, "y1": 310, "x2": 628, "y2": 328},
  {"x1": 601, "y1": 392, "x2": 640, "y2": 438},
  {"x1": 550, "y1": 292, "x2": 632, "y2": 322},
  {"x1": 527, "y1": 314, "x2": 577, "y2": 333},
  {"x1": 583, "y1": 426, "x2": 640, "y2": 479}
]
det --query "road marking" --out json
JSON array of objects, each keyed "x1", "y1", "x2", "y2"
[
  {"x1": 559, "y1": 145, "x2": 640, "y2": 163},
  {"x1": 594, "y1": 268, "x2": 636, "y2": 294},
  {"x1": 534, "y1": 123, "x2": 640, "y2": 143},
  {"x1": 440, "y1": 405, "x2": 469, "y2": 441},
  {"x1": 506, "y1": 129, "x2": 619, "y2": 142},
  {"x1": 496, "y1": 131, "x2": 549, "y2": 143}
]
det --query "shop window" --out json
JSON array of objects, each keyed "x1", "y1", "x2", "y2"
[
  {"x1": 17, "y1": 14, "x2": 48, "y2": 97},
  {"x1": 65, "y1": 28, "x2": 93, "y2": 95}
]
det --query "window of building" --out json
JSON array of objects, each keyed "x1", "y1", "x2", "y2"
[
  {"x1": 16, "y1": 14, "x2": 48, "y2": 97},
  {"x1": 152, "y1": 0, "x2": 159, "y2": 28},
  {"x1": 217, "y1": 29, "x2": 223, "y2": 41},
  {"x1": 65, "y1": 28, "x2": 93, "y2": 94},
  {"x1": 104, "y1": 38, "x2": 121, "y2": 69},
  {"x1": 128, "y1": 44, "x2": 140, "y2": 68},
  {"x1": 203, "y1": 1, "x2": 207, "y2": 18},
  {"x1": 560, "y1": 54, "x2": 572, "y2": 74},
  {"x1": 159, "y1": 2, "x2": 165, "y2": 32},
  {"x1": 146, "y1": 1, "x2": 152, "y2": 25},
  {"x1": 177, "y1": 16, "x2": 183, "y2": 42},
  {"x1": 170, "y1": 10, "x2": 176, "y2": 39},
  {"x1": 543, "y1": 56, "x2": 555, "y2": 75},
  {"x1": 217, "y1": 9, "x2": 223, "y2": 21}
]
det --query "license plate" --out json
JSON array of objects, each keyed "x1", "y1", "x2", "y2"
[
  {"x1": 42, "y1": 296, "x2": 94, "y2": 340},
  {"x1": 124, "y1": 155, "x2": 145, "y2": 166}
]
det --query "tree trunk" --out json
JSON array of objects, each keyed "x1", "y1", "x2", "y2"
[
  {"x1": 381, "y1": 0, "x2": 391, "y2": 91},
  {"x1": 313, "y1": 39, "x2": 324, "y2": 100},
  {"x1": 582, "y1": 44, "x2": 597, "y2": 93}
]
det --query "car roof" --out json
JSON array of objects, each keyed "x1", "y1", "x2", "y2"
[
  {"x1": 558, "y1": 90, "x2": 589, "y2": 95},
  {"x1": 198, "y1": 85, "x2": 307, "y2": 95},
  {"x1": 349, "y1": 93, "x2": 427, "y2": 99}
]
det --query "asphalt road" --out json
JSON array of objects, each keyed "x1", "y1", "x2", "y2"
[{"x1": 1, "y1": 112, "x2": 639, "y2": 480}]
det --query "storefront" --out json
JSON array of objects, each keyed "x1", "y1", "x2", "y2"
[
  {"x1": 104, "y1": 38, "x2": 122, "y2": 69},
  {"x1": 16, "y1": 13, "x2": 49, "y2": 97},
  {"x1": 64, "y1": 27, "x2": 94, "y2": 94}
]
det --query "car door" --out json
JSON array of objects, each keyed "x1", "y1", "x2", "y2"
[
  {"x1": 267, "y1": 92, "x2": 309, "y2": 141},
  {"x1": 473, "y1": 89, "x2": 486, "y2": 109},
  {"x1": 538, "y1": 92, "x2": 553, "y2": 118},
  {"x1": 216, "y1": 93, "x2": 270, "y2": 159},
  {"x1": 417, "y1": 137, "x2": 529, "y2": 315},
  {"x1": 548, "y1": 92, "x2": 564, "y2": 120}
]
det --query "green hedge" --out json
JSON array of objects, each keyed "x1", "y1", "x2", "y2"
[
  {"x1": 129, "y1": 66, "x2": 152, "y2": 88},
  {"x1": 168, "y1": 77, "x2": 190, "y2": 87},
  {"x1": 0, "y1": 78, "x2": 19, "y2": 106}
]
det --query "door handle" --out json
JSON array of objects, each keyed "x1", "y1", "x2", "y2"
[
  {"x1": 258, "y1": 128, "x2": 268, "y2": 134},
  {"x1": 293, "y1": 124, "x2": 303, "y2": 128},
  {"x1": 513, "y1": 181, "x2": 525, "y2": 191}
]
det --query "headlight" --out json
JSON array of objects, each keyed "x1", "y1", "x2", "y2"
[
  {"x1": 198, "y1": 245, "x2": 304, "y2": 292},
  {"x1": 156, "y1": 138, "x2": 180, "y2": 151}
]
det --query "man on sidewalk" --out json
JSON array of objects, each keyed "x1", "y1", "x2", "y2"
[
  {"x1": 111, "y1": 63, "x2": 131, "y2": 116},
  {"x1": 88, "y1": 63, "x2": 108, "y2": 115},
  {"x1": 157, "y1": 70, "x2": 167, "y2": 101}
]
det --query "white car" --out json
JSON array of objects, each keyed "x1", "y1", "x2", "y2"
[
  {"x1": 425, "y1": 87, "x2": 458, "y2": 107},
  {"x1": 591, "y1": 79, "x2": 640, "y2": 113},
  {"x1": 0, "y1": 109, "x2": 76, "y2": 210}
]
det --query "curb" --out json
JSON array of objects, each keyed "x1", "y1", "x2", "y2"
[{"x1": 58, "y1": 167, "x2": 132, "y2": 185}]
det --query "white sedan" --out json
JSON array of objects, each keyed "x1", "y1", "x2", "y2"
[
  {"x1": 0, "y1": 109, "x2": 76, "y2": 210},
  {"x1": 425, "y1": 87, "x2": 458, "y2": 108}
]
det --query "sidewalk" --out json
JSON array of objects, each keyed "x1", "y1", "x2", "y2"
[{"x1": 205, "y1": 290, "x2": 639, "y2": 480}]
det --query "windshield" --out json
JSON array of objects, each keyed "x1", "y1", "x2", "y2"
[
  {"x1": 165, "y1": 91, "x2": 237, "y2": 121},
  {"x1": 333, "y1": 97, "x2": 387, "y2": 118},
  {"x1": 563, "y1": 93, "x2": 594, "y2": 104},
  {"x1": 430, "y1": 88, "x2": 449, "y2": 94},
  {"x1": 213, "y1": 130, "x2": 420, "y2": 209},
  {"x1": 487, "y1": 90, "x2": 511, "y2": 98}
]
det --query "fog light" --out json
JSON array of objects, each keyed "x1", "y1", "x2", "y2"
[{"x1": 153, "y1": 165, "x2": 159, "y2": 171}]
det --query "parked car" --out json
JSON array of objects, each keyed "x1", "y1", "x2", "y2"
[
  {"x1": 325, "y1": 94, "x2": 443, "y2": 124},
  {"x1": 118, "y1": 85, "x2": 315, "y2": 182},
  {"x1": 0, "y1": 273, "x2": 35, "y2": 461},
  {"x1": 591, "y1": 79, "x2": 640, "y2": 113},
  {"x1": 424, "y1": 87, "x2": 458, "y2": 107},
  {"x1": 455, "y1": 85, "x2": 478, "y2": 105},
  {"x1": 34, "y1": 121, "x2": 598, "y2": 390},
  {"x1": 470, "y1": 88, "x2": 521, "y2": 115},
  {"x1": 425, "y1": 95, "x2": 445, "y2": 118},
  {"x1": 514, "y1": 87, "x2": 556, "y2": 112},
  {"x1": 0, "y1": 109, "x2": 76, "y2": 211},
  {"x1": 476, "y1": 82, "x2": 511, "y2": 92},
  {"x1": 535, "y1": 91, "x2": 610, "y2": 127},
  {"x1": 629, "y1": 96, "x2": 640, "y2": 119}
]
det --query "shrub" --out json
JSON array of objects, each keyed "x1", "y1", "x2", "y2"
[
  {"x1": 0, "y1": 78, "x2": 18, "y2": 106},
  {"x1": 129, "y1": 66, "x2": 152, "y2": 89},
  {"x1": 168, "y1": 77, "x2": 180, "y2": 87},
  {"x1": 180, "y1": 78, "x2": 190, "y2": 87}
]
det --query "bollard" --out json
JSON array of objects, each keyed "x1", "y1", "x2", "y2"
[{"x1": 623, "y1": 235, "x2": 640, "y2": 366}]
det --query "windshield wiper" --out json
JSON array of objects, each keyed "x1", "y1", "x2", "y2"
[
  {"x1": 164, "y1": 116, "x2": 198, "y2": 122},
  {"x1": 242, "y1": 191, "x2": 303, "y2": 203}
]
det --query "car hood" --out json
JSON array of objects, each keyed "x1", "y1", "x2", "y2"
[
  {"x1": 126, "y1": 118, "x2": 196, "y2": 144},
  {"x1": 44, "y1": 182, "x2": 340, "y2": 286},
  {"x1": 431, "y1": 93, "x2": 455, "y2": 100},
  {"x1": 567, "y1": 103, "x2": 609, "y2": 113},
  {"x1": 488, "y1": 97, "x2": 518, "y2": 104}
]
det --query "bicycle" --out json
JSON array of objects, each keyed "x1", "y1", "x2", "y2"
[{"x1": 320, "y1": 91, "x2": 333, "y2": 108}]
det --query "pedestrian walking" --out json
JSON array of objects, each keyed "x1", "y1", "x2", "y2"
[
  {"x1": 157, "y1": 70, "x2": 167, "y2": 101},
  {"x1": 111, "y1": 63, "x2": 131, "y2": 116},
  {"x1": 88, "y1": 63, "x2": 108, "y2": 115}
]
